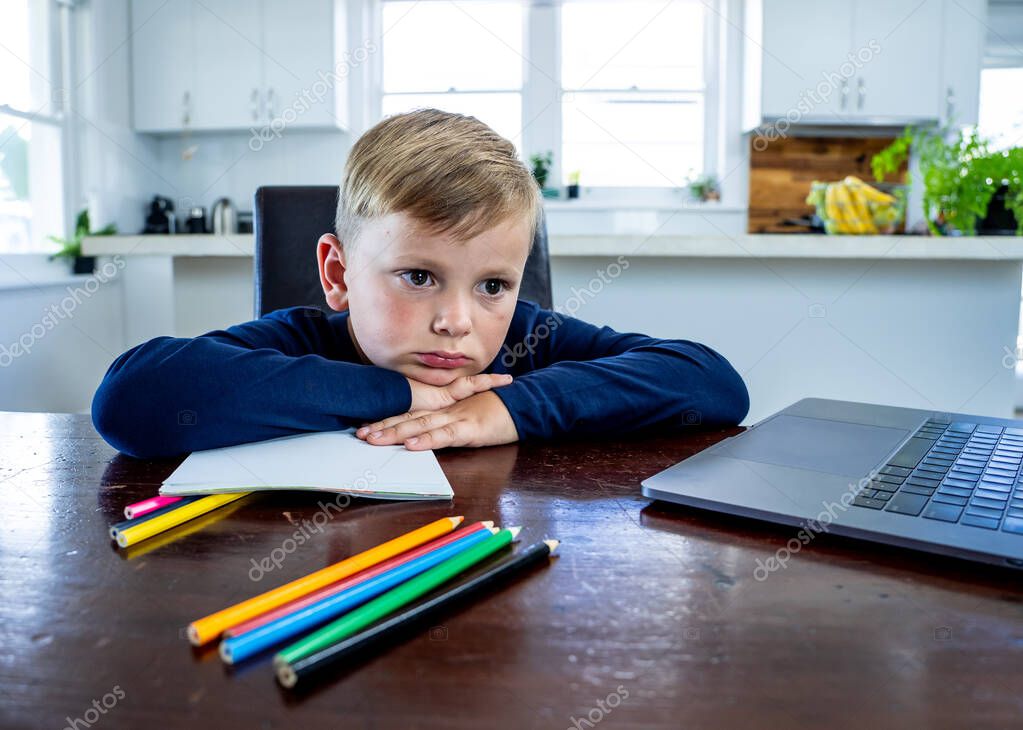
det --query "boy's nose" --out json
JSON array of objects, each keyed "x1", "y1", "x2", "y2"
[{"x1": 432, "y1": 296, "x2": 473, "y2": 338}]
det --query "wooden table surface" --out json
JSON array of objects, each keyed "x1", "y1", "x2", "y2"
[{"x1": 2, "y1": 412, "x2": 1021, "y2": 729}]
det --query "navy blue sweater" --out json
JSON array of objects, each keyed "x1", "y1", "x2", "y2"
[{"x1": 91, "y1": 300, "x2": 749, "y2": 459}]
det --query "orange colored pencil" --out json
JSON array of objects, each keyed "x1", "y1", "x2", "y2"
[
  {"x1": 224, "y1": 520, "x2": 494, "y2": 638},
  {"x1": 186, "y1": 515, "x2": 463, "y2": 646}
]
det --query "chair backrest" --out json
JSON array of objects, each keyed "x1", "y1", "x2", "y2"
[{"x1": 253, "y1": 186, "x2": 552, "y2": 317}]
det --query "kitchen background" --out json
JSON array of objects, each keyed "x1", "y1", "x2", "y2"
[{"x1": 1, "y1": 0, "x2": 1022, "y2": 423}]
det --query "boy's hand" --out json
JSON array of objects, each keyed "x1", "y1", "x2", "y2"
[
  {"x1": 355, "y1": 391, "x2": 518, "y2": 450},
  {"x1": 407, "y1": 373, "x2": 513, "y2": 412}
]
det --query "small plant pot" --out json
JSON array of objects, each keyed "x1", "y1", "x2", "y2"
[
  {"x1": 567, "y1": 184, "x2": 579, "y2": 199},
  {"x1": 72, "y1": 256, "x2": 96, "y2": 275}
]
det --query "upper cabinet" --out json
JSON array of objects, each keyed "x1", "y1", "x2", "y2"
[
  {"x1": 130, "y1": 0, "x2": 349, "y2": 133},
  {"x1": 744, "y1": 0, "x2": 986, "y2": 129}
]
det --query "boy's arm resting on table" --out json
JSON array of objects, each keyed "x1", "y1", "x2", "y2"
[
  {"x1": 491, "y1": 304, "x2": 750, "y2": 440},
  {"x1": 91, "y1": 308, "x2": 411, "y2": 459}
]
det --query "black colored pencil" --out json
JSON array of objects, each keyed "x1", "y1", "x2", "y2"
[{"x1": 276, "y1": 538, "x2": 560, "y2": 688}]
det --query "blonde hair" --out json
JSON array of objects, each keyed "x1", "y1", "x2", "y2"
[{"x1": 336, "y1": 108, "x2": 542, "y2": 251}]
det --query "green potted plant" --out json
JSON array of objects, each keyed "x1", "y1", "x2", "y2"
[
  {"x1": 872, "y1": 126, "x2": 1023, "y2": 235},
  {"x1": 566, "y1": 169, "x2": 581, "y2": 199},
  {"x1": 48, "y1": 208, "x2": 117, "y2": 274},
  {"x1": 529, "y1": 151, "x2": 559, "y2": 199},
  {"x1": 686, "y1": 173, "x2": 720, "y2": 202}
]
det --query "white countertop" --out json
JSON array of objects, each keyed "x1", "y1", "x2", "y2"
[{"x1": 82, "y1": 233, "x2": 1023, "y2": 260}]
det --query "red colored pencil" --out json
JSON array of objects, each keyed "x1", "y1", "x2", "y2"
[
  {"x1": 223, "y1": 520, "x2": 495, "y2": 638},
  {"x1": 124, "y1": 495, "x2": 183, "y2": 520}
]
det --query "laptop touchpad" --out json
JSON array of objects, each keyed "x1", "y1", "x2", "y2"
[{"x1": 718, "y1": 414, "x2": 911, "y2": 477}]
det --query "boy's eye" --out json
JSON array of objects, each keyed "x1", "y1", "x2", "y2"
[
  {"x1": 401, "y1": 270, "x2": 433, "y2": 287},
  {"x1": 479, "y1": 278, "x2": 508, "y2": 297}
]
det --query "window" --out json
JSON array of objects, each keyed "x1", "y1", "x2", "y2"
[
  {"x1": 560, "y1": 0, "x2": 707, "y2": 188},
  {"x1": 380, "y1": 1, "x2": 525, "y2": 150},
  {"x1": 375, "y1": 0, "x2": 717, "y2": 196},
  {"x1": 978, "y1": 67, "x2": 1023, "y2": 151},
  {"x1": 0, "y1": 0, "x2": 68, "y2": 254}
]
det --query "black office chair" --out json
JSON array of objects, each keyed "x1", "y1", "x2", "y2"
[{"x1": 253, "y1": 186, "x2": 552, "y2": 317}]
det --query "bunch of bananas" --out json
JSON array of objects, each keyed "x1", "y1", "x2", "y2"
[{"x1": 806, "y1": 176, "x2": 903, "y2": 234}]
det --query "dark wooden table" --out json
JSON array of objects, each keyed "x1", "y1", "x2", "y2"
[{"x1": 2, "y1": 412, "x2": 1021, "y2": 729}]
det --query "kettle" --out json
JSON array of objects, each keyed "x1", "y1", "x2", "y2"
[{"x1": 211, "y1": 197, "x2": 237, "y2": 235}]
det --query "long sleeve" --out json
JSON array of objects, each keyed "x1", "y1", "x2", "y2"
[
  {"x1": 91, "y1": 308, "x2": 411, "y2": 459},
  {"x1": 489, "y1": 302, "x2": 749, "y2": 440}
]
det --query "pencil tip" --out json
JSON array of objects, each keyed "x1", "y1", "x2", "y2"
[
  {"x1": 448, "y1": 516, "x2": 464, "y2": 526},
  {"x1": 489, "y1": 526, "x2": 500, "y2": 534},
  {"x1": 544, "y1": 539, "x2": 561, "y2": 555},
  {"x1": 507, "y1": 525, "x2": 522, "y2": 539},
  {"x1": 480, "y1": 520, "x2": 494, "y2": 528}
]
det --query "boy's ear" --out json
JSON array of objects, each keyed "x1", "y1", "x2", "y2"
[{"x1": 316, "y1": 233, "x2": 350, "y2": 312}]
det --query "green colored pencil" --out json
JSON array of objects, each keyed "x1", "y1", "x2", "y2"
[{"x1": 273, "y1": 526, "x2": 520, "y2": 668}]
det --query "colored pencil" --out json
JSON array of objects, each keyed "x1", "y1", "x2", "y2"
[
  {"x1": 275, "y1": 538, "x2": 559, "y2": 688},
  {"x1": 124, "y1": 495, "x2": 183, "y2": 520},
  {"x1": 219, "y1": 525, "x2": 498, "y2": 664},
  {"x1": 224, "y1": 520, "x2": 495, "y2": 638},
  {"x1": 272, "y1": 526, "x2": 520, "y2": 670},
  {"x1": 109, "y1": 497, "x2": 200, "y2": 540},
  {"x1": 114, "y1": 492, "x2": 247, "y2": 548},
  {"x1": 187, "y1": 515, "x2": 464, "y2": 646}
]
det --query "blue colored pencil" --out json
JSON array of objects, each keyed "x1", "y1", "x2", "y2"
[{"x1": 218, "y1": 524, "x2": 496, "y2": 664}]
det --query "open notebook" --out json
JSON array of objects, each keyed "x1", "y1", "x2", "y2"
[{"x1": 158, "y1": 429, "x2": 453, "y2": 500}]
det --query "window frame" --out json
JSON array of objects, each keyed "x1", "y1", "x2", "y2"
[
  {"x1": 371, "y1": 0, "x2": 722, "y2": 205},
  {"x1": 0, "y1": 0, "x2": 76, "y2": 252}
]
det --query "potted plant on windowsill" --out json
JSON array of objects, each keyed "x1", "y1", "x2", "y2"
[
  {"x1": 872, "y1": 126, "x2": 1023, "y2": 236},
  {"x1": 48, "y1": 209, "x2": 117, "y2": 274},
  {"x1": 530, "y1": 151, "x2": 559, "y2": 199}
]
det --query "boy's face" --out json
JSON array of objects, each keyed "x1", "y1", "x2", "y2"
[{"x1": 319, "y1": 211, "x2": 532, "y2": 387}]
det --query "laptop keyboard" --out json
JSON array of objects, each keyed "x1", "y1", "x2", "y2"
[{"x1": 853, "y1": 417, "x2": 1023, "y2": 534}]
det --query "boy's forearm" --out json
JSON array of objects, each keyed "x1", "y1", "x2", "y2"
[
  {"x1": 91, "y1": 336, "x2": 411, "y2": 459},
  {"x1": 492, "y1": 343, "x2": 750, "y2": 440}
]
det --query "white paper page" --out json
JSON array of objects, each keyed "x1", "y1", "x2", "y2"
[{"x1": 159, "y1": 430, "x2": 453, "y2": 499}]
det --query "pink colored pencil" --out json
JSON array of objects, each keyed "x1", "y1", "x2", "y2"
[
  {"x1": 124, "y1": 495, "x2": 183, "y2": 520},
  {"x1": 223, "y1": 520, "x2": 495, "y2": 638}
]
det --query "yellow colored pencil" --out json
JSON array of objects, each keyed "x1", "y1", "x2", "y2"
[
  {"x1": 115, "y1": 492, "x2": 250, "y2": 549},
  {"x1": 186, "y1": 515, "x2": 464, "y2": 646}
]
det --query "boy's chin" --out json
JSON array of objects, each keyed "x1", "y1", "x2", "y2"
[{"x1": 405, "y1": 365, "x2": 468, "y2": 388}]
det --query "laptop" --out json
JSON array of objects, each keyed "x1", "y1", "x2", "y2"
[{"x1": 641, "y1": 397, "x2": 1023, "y2": 570}]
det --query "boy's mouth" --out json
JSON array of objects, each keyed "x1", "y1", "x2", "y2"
[{"x1": 415, "y1": 351, "x2": 472, "y2": 369}]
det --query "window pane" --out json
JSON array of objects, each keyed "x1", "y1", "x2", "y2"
[
  {"x1": 562, "y1": 1, "x2": 704, "y2": 90},
  {"x1": 382, "y1": 1, "x2": 524, "y2": 92},
  {"x1": 382, "y1": 93, "x2": 523, "y2": 152},
  {"x1": 0, "y1": 114, "x2": 65, "y2": 253},
  {"x1": 979, "y1": 68, "x2": 1023, "y2": 151},
  {"x1": 561, "y1": 91, "x2": 702, "y2": 187},
  {"x1": 0, "y1": 0, "x2": 58, "y2": 115}
]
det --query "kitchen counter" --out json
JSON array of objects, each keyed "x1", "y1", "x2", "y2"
[{"x1": 84, "y1": 233, "x2": 1023, "y2": 260}]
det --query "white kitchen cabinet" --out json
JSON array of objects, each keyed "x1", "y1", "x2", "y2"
[
  {"x1": 745, "y1": 0, "x2": 981, "y2": 129},
  {"x1": 130, "y1": 0, "x2": 348, "y2": 133},
  {"x1": 130, "y1": 0, "x2": 194, "y2": 132},
  {"x1": 850, "y1": 0, "x2": 942, "y2": 120},
  {"x1": 939, "y1": 0, "x2": 986, "y2": 126}
]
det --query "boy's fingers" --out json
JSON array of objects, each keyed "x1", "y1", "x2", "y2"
[
  {"x1": 404, "y1": 420, "x2": 464, "y2": 451},
  {"x1": 366, "y1": 412, "x2": 452, "y2": 445},
  {"x1": 446, "y1": 373, "x2": 513, "y2": 401},
  {"x1": 356, "y1": 411, "x2": 424, "y2": 438}
]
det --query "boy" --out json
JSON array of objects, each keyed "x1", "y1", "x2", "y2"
[{"x1": 92, "y1": 109, "x2": 749, "y2": 459}]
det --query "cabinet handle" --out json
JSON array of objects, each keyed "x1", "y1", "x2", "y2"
[
  {"x1": 946, "y1": 86, "x2": 955, "y2": 120},
  {"x1": 251, "y1": 89, "x2": 260, "y2": 121},
  {"x1": 182, "y1": 91, "x2": 191, "y2": 127},
  {"x1": 840, "y1": 78, "x2": 848, "y2": 110},
  {"x1": 267, "y1": 88, "x2": 275, "y2": 121},
  {"x1": 857, "y1": 78, "x2": 865, "y2": 111}
]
